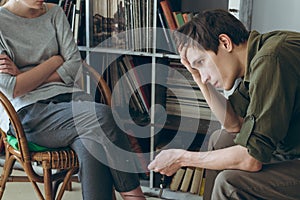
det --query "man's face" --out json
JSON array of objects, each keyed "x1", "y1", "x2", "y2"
[{"x1": 185, "y1": 46, "x2": 236, "y2": 90}]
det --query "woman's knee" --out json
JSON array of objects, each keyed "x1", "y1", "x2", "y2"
[{"x1": 208, "y1": 129, "x2": 237, "y2": 150}]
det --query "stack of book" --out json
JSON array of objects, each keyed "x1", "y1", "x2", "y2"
[
  {"x1": 166, "y1": 62, "x2": 216, "y2": 121},
  {"x1": 169, "y1": 167, "x2": 205, "y2": 196}
]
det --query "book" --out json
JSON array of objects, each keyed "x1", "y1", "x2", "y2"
[
  {"x1": 175, "y1": 12, "x2": 185, "y2": 27},
  {"x1": 157, "y1": 7, "x2": 174, "y2": 52},
  {"x1": 180, "y1": 167, "x2": 194, "y2": 192},
  {"x1": 182, "y1": 12, "x2": 193, "y2": 23},
  {"x1": 199, "y1": 177, "x2": 206, "y2": 196},
  {"x1": 122, "y1": 56, "x2": 149, "y2": 111},
  {"x1": 159, "y1": 0, "x2": 177, "y2": 30},
  {"x1": 169, "y1": 167, "x2": 186, "y2": 191},
  {"x1": 118, "y1": 60, "x2": 147, "y2": 114},
  {"x1": 190, "y1": 167, "x2": 204, "y2": 194},
  {"x1": 73, "y1": 0, "x2": 81, "y2": 43}
]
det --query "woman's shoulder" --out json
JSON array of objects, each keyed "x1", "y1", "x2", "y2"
[
  {"x1": 45, "y1": 3, "x2": 58, "y2": 10},
  {"x1": 44, "y1": 3, "x2": 66, "y2": 17},
  {"x1": 44, "y1": 3, "x2": 64, "y2": 14}
]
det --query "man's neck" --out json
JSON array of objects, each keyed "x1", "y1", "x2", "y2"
[{"x1": 236, "y1": 41, "x2": 248, "y2": 78}]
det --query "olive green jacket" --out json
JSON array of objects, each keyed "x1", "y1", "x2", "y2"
[{"x1": 229, "y1": 30, "x2": 300, "y2": 163}]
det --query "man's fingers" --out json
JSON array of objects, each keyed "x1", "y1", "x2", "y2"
[
  {"x1": 180, "y1": 58, "x2": 190, "y2": 67},
  {"x1": 179, "y1": 46, "x2": 187, "y2": 57},
  {"x1": 179, "y1": 46, "x2": 192, "y2": 68}
]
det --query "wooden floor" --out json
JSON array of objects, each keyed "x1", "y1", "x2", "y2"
[{"x1": 0, "y1": 165, "x2": 202, "y2": 200}]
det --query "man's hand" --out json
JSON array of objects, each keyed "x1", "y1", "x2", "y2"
[
  {"x1": 148, "y1": 149, "x2": 187, "y2": 176},
  {"x1": 0, "y1": 54, "x2": 21, "y2": 76},
  {"x1": 178, "y1": 45, "x2": 202, "y2": 84}
]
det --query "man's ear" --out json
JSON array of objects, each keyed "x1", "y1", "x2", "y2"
[{"x1": 219, "y1": 34, "x2": 233, "y2": 52}]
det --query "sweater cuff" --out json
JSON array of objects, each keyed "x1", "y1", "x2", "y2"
[{"x1": 57, "y1": 67, "x2": 73, "y2": 85}]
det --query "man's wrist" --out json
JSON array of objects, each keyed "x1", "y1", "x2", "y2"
[{"x1": 179, "y1": 150, "x2": 191, "y2": 167}]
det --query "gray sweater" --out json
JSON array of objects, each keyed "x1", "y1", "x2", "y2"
[{"x1": 0, "y1": 4, "x2": 83, "y2": 132}]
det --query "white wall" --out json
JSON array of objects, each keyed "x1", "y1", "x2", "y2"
[{"x1": 251, "y1": 0, "x2": 300, "y2": 32}]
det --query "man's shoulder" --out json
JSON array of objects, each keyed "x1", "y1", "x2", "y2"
[{"x1": 249, "y1": 30, "x2": 300, "y2": 62}]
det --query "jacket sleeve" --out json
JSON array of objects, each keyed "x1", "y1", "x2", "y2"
[{"x1": 233, "y1": 55, "x2": 295, "y2": 163}]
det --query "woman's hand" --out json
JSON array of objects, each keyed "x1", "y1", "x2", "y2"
[
  {"x1": 148, "y1": 149, "x2": 187, "y2": 176},
  {"x1": 0, "y1": 53, "x2": 21, "y2": 76},
  {"x1": 12, "y1": 54, "x2": 65, "y2": 98}
]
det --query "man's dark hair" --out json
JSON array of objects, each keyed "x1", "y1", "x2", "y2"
[{"x1": 174, "y1": 9, "x2": 249, "y2": 54}]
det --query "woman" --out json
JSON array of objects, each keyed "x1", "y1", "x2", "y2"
[{"x1": 0, "y1": 0, "x2": 145, "y2": 199}]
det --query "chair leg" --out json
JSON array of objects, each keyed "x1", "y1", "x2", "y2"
[
  {"x1": 30, "y1": 181, "x2": 45, "y2": 200},
  {"x1": 55, "y1": 169, "x2": 77, "y2": 200},
  {"x1": 0, "y1": 136, "x2": 4, "y2": 155},
  {"x1": 0, "y1": 154, "x2": 16, "y2": 199},
  {"x1": 42, "y1": 162, "x2": 53, "y2": 200},
  {"x1": 66, "y1": 181, "x2": 72, "y2": 191}
]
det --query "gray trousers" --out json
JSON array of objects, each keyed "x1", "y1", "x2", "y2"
[
  {"x1": 11, "y1": 92, "x2": 140, "y2": 200},
  {"x1": 203, "y1": 129, "x2": 300, "y2": 200}
]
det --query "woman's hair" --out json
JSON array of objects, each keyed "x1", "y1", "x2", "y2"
[{"x1": 173, "y1": 9, "x2": 249, "y2": 54}]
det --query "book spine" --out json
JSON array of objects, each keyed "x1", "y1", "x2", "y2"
[
  {"x1": 190, "y1": 167, "x2": 204, "y2": 194},
  {"x1": 175, "y1": 12, "x2": 185, "y2": 27},
  {"x1": 73, "y1": 0, "x2": 81, "y2": 43},
  {"x1": 180, "y1": 167, "x2": 194, "y2": 192},
  {"x1": 169, "y1": 167, "x2": 186, "y2": 191},
  {"x1": 159, "y1": 0, "x2": 177, "y2": 30}
]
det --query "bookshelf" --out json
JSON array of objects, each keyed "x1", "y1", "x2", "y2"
[{"x1": 65, "y1": 0, "x2": 252, "y2": 197}]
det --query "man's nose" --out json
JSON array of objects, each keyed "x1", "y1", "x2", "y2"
[{"x1": 200, "y1": 72, "x2": 210, "y2": 84}]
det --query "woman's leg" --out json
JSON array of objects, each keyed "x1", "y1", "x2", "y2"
[
  {"x1": 90, "y1": 103, "x2": 145, "y2": 199},
  {"x1": 15, "y1": 101, "x2": 116, "y2": 199},
  {"x1": 16, "y1": 98, "x2": 145, "y2": 199},
  {"x1": 71, "y1": 139, "x2": 114, "y2": 200}
]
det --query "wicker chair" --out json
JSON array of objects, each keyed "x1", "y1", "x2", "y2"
[{"x1": 0, "y1": 61, "x2": 112, "y2": 200}]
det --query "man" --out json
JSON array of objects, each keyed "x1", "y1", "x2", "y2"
[{"x1": 148, "y1": 9, "x2": 300, "y2": 200}]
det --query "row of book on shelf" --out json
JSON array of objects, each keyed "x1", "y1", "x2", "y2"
[
  {"x1": 159, "y1": 0, "x2": 194, "y2": 31},
  {"x1": 96, "y1": 55, "x2": 151, "y2": 124},
  {"x1": 92, "y1": 54, "x2": 216, "y2": 123},
  {"x1": 157, "y1": 0, "x2": 196, "y2": 53},
  {"x1": 55, "y1": 0, "x2": 198, "y2": 53},
  {"x1": 91, "y1": 0, "x2": 197, "y2": 53},
  {"x1": 170, "y1": 167, "x2": 205, "y2": 196},
  {"x1": 92, "y1": 0, "x2": 154, "y2": 51}
]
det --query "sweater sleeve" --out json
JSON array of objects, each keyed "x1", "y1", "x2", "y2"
[
  {"x1": 0, "y1": 36, "x2": 16, "y2": 99},
  {"x1": 0, "y1": 74, "x2": 16, "y2": 99},
  {"x1": 53, "y1": 6, "x2": 82, "y2": 85}
]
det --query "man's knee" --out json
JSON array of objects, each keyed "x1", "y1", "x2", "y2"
[{"x1": 211, "y1": 170, "x2": 239, "y2": 199}]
